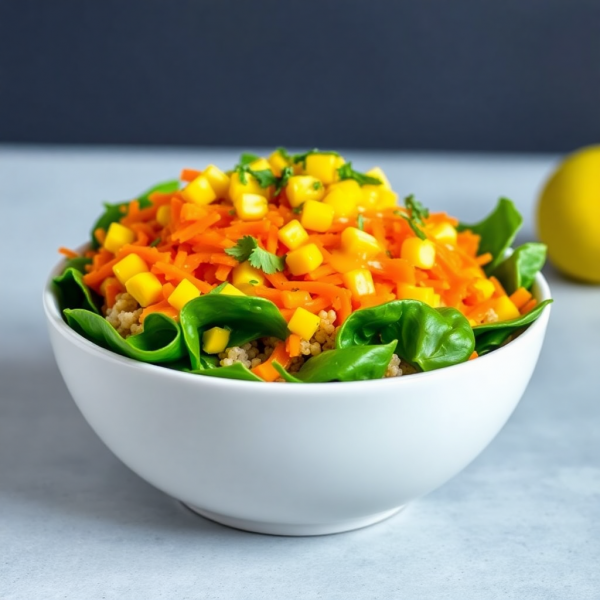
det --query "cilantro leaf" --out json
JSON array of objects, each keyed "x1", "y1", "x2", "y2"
[
  {"x1": 276, "y1": 147, "x2": 292, "y2": 161},
  {"x1": 400, "y1": 195, "x2": 430, "y2": 240},
  {"x1": 275, "y1": 166, "x2": 294, "y2": 195},
  {"x1": 149, "y1": 237, "x2": 161, "y2": 247},
  {"x1": 337, "y1": 162, "x2": 382, "y2": 186},
  {"x1": 404, "y1": 194, "x2": 429, "y2": 225},
  {"x1": 357, "y1": 214, "x2": 365, "y2": 231},
  {"x1": 224, "y1": 235, "x2": 286, "y2": 275},
  {"x1": 239, "y1": 153, "x2": 260, "y2": 166},
  {"x1": 248, "y1": 168, "x2": 278, "y2": 188},
  {"x1": 312, "y1": 181, "x2": 322, "y2": 190},
  {"x1": 292, "y1": 203, "x2": 304, "y2": 214},
  {"x1": 292, "y1": 148, "x2": 340, "y2": 167}
]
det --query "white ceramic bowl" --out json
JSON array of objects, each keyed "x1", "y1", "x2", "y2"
[{"x1": 44, "y1": 258, "x2": 551, "y2": 536}]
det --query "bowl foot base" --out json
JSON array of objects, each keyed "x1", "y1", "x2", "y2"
[{"x1": 182, "y1": 503, "x2": 404, "y2": 536}]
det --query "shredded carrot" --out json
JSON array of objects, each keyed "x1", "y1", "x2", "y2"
[
  {"x1": 140, "y1": 300, "x2": 179, "y2": 322},
  {"x1": 104, "y1": 279, "x2": 123, "y2": 308},
  {"x1": 180, "y1": 168, "x2": 201, "y2": 182},
  {"x1": 251, "y1": 341, "x2": 291, "y2": 382},
  {"x1": 489, "y1": 276, "x2": 507, "y2": 298},
  {"x1": 286, "y1": 334, "x2": 302, "y2": 358},
  {"x1": 520, "y1": 298, "x2": 538, "y2": 315},
  {"x1": 475, "y1": 252, "x2": 493, "y2": 267},
  {"x1": 215, "y1": 264, "x2": 233, "y2": 281},
  {"x1": 469, "y1": 351, "x2": 479, "y2": 361},
  {"x1": 510, "y1": 287, "x2": 533, "y2": 310},
  {"x1": 58, "y1": 247, "x2": 79, "y2": 259}
]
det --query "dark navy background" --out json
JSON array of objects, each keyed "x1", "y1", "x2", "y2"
[{"x1": 1, "y1": 0, "x2": 599, "y2": 151}]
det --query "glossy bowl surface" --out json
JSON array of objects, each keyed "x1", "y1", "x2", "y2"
[{"x1": 44, "y1": 258, "x2": 551, "y2": 535}]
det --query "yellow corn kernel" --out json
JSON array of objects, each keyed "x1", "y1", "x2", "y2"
[
  {"x1": 341, "y1": 227, "x2": 381, "y2": 259},
  {"x1": 104, "y1": 222, "x2": 136, "y2": 254},
  {"x1": 343, "y1": 268, "x2": 375, "y2": 299},
  {"x1": 219, "y1": 283, "x2": 246, "y2": 296},
  {"x1": 288, "y1": 307, "x2": 321, "y2": 341},
  {"x1": 286, "y1": 243, "x2": 324, "y2": 276},
  {"x1": 300, "y1": 200, "x2": 335, "y2": 232},
  {"x1": 229, "y1": 171, "x2": 265, "y2": 201},
  {"x1": 493, "y1": 296, "x2": 520, "y2": 321},
  {"x1": 396, "y1": 283, "x2": 440, "y2": 307},
  {"x1": 429, "y1": 222, "x2": 457, "y2": 245},
  {"x1": 125, "y1": 272, "x2": 163, "y2": 307},
  {"x1": 112, "y1": 254, "x2": 149, "y2": 285},
  {"x1": 249, "y1": 158, "x2": 272, "y2": 172},
  {"x1": 234, "y1": 193, "x2": 269, "y2": 220},
  {"x1": 278, "y1": 219, "x2": 309, "y2": 250},
  {"x1": 365, "y1": 167, "x2": 392, "y2": 190},
  {"x1": 181, "y1": 174, "x2": 217, "y2": 206},
  {"x1": 202, "y1": 327, "x2": 231, "y2": 354},
  {"x1": 285, "y1": 176, "x2": 325, "y2": 207},
  {"x1": 232, "y1": 261, "x2": 265, "y2": 288},
  {"x1": 156, "y1": 205, "x2": 171, "y2": 227},
  {"x1": 323, "y1": 190, "x2": 359, "y2": 218},
  {"x1": 202, "y1": 165, "x2": 230, "y2": 198},
  {"x1": 268, "y1": 150, "x2": 289, "y2": 176},
  {"x1": 470, "y1": 278, "x2": 495, "y2": 302},
  {"x1": 401, "y1": 238, "x2": 436, "y2": 269},
  {"x1": 167, "y1": 279, "x2": 201, "y2": 311},
  {"x1": 304, "y1": 153, "x2": 344, "y2": 184}
]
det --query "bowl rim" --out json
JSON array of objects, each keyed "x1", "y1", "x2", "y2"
[{"x1": 44, "y1": 252, "x2": 552, "y2": 393}]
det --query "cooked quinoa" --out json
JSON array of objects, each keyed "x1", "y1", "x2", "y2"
[{"x1": 104, "y1": 293, "x2": 143, "y2": 338}]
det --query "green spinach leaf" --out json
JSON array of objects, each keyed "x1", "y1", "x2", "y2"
[
  {"x1": 90, "y1": 179, "x2": 179, "y2": 249},
  {"x1": 472, "y1": 299, "x2": 552, "y2": 355},
  {"x1": 63, "y1": 256, "x2": 92, "y2": 274},
  {"x1": 274, "y1": 341, "x2": 396, "y2": 383},
  {"x1": 457, "y1": 198, "x2": 523, "y2": 274},
  {"x1": 336, "y1": 300, "x2": 474, "y2": 371},
  {"x1": 180, "y1": 295, "x2": 289, "y2": 370},
  {"x1": 190, "y1": 363, "x2": 264, "y2": 382},
  {"x1": 53, "y1": 267, "x2": 101, "y2": 314},
  {"x1": 64, "y1": 309, "x2": 187, "y2": 364},
  {"x1": 492, "y1": 243, "x2": 547, "y2": 294}
]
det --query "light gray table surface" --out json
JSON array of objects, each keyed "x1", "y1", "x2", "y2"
[{"x1": 1, "y1": 146, "x2": 599, "y2": 600}]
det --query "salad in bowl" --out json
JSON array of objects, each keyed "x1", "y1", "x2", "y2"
[{"x1": 53, "y1": 149, "x2": 551, "y2": 383}]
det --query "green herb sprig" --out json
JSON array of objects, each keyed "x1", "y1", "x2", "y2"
[{"x1": 224, "y1": 235, "x2": 286, "y2": 274}]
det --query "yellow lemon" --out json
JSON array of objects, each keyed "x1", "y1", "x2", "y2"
[{"x1": 537, "y1": 145, "x2": 600, "y2": 283}]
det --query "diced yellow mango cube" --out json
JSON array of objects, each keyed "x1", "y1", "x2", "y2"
[
  {"x1": 286, "y1": 243, "x2": 324, "y2": 276},
  {"x1": 182, "y1": 174, "x2": 217, "y2": 206},
  {"x1": 202, "y1": 326, "x2": 231, "y2": 354},
  {"x1": 327, "y1": 179, "x2": 363, "y2": 201},
  {"x1": 278, "y1": 219, "x2": 309, "y2": 250},
  {"x1": 365, "y1": 167, "x2": 392, "y2": 189},
  {"x1": 304, "y1": 153, "x2": 344, "y2": 184},
  {"x1": 203, "y1": 165, "x2": 230, "y2": 198},
  {"x1": 249, "y1": 158, "x2": 272, "y2": 172},
  {"x1": 229, "y1": 171, "x2": 265, "y2": 201},
  {"x1": 112, "y1": 254, "x2": 149, "y2": 285},
  {"x1": 401, "y1": 238, "x2": 436, "y2": 269},
  {"x1": 341, "y1": 227, "x2": 381, "y2": 259},
  {"x1": 429, "y1": 222, "x2": 457, "y2": 245},
  {"x1": 300, "y1": 200, "x2": 335, "y2": 232},
  {"x1": 156, "y1": 205, "x2": 171, "y2": 227},
  {"x1": 232, "y1": 261, "x2": 265, "y2": 288},
  {"x1": 285, "y1": 176, "x2": 325, "y2": 207},
  {"x1": 469, "y1": 278, "x2": 495, "y2": 302},
  {"x1": 167, "y1": 279, "x2": 201, "y2": 311},
  {"x1": 493, "y1": 296, "x2": 520, "y2": 321},
  {"x1": 288, "y1": 307, "x2": 321, "y2": 341},
  {"x1": 396, "y1": 283, "x2": 440, "y2": 307},
  {"x1": 376, "y1": 189, "x2": 399, "y2": 209},
  {"x1": 104, "y1": 222, "x2": 136, "y2": 254},
  {"x1": 323, "y1": 190, "x2": 359, "y2": 218},
  {"x1": 234, "y1": 193, "x2": 269, "y2": 220},
  {"x1": 219, "y1": 283, "x2": 246, "y2": 296},
  {"x1": 268, "y1": 150, "x2": 289, "y2": 176},
  {"x1": 125, "y1": 272, "x2": 163, "y2": 307},
  {"x1": 343, "y1": 268, "x2": 375, "y2": 299}
]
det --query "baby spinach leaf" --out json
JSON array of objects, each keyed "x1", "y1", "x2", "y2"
[
  {"x1": 457, "y1": 198, "x2": 523, "y2": 274},
  {"x1": 472, "y1": 299, "x2": 552, "y2": 355},
  {"x1": 90, "y1": 179, "x2": 179, "y2": 249},
  {"x1": 492, "y1": 243, "x2": 547, "y2": 294},
  {"x1": 53, "y1": 267, "x2": 101, "y2": 314},
  {"x1": 190, "y1": 363, "x2": 264, "y2": 382},
  {"x1": 273, "y1": 341, "x2": 396, "y2": 383},
  {"x1": 336, "y1": 300, "x2": 474, "y2": 371},
  {"x1": 63, "y1": 309, "x2": 187, "y2": 363},
  {"x1": 63, "y1": 256, "x2": 92, "y2": 274},
  {"x1": 180, "y1": 295, "x2": 290, "y2": 370}
]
